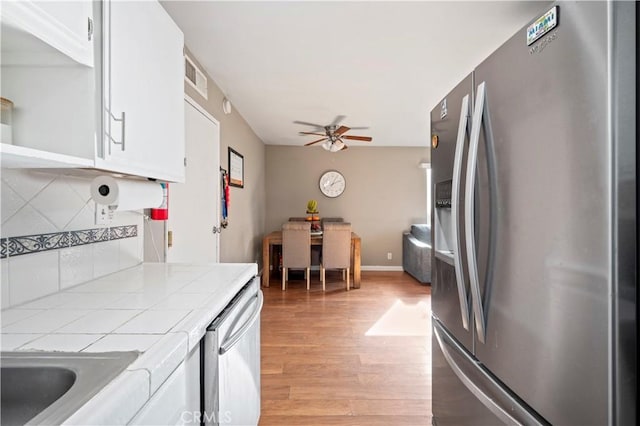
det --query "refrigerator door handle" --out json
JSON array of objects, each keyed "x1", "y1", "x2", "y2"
[
  {"x1": 466, "y1": 81, "x2": 488, "y2": 343},
  {"x1": 452, "y1": 94, "x2": 472, "y2": 330}
]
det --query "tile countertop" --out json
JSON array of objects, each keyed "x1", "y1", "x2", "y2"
[{"x1": 0, "y1": 262, "x2": 258, "y2": 425}]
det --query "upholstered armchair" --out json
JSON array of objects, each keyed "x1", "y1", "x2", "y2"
[
  {"x1": 282, "y1": 221, "x2": 311, "y2": 290},
  {"x1": 321, "y1": 222, "x2": 352, "y2": 291},
  {"x1": 402, "y1": 224, "x2": 432, "y2": 284}
]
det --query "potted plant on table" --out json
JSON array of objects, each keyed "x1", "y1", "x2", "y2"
[{"x1": 306, "y1": 200, "x2": 321, "y2": 232}]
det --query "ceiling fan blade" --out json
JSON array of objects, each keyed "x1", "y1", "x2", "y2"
[
  {"x1": 334, "y1": 125, "x2": 350, "y2": 136},
  {"x1": 331, "y1": 115, "x2": 347, "y2": 126},
  {"x1": 342, "y1": 135, "x2": 372, "y2": 141},
  {"x1": 304, "y1": 137, "x2": 328, "y2": 146},
  {"x1": 341, "y1": 144, "x2": 349, "y2": 150},
  {"x1": 294, "y1": 120, "x2": 325, "y2": 128},
  {"x1": 299, "y1": 131, "x2": 326, "y2": 136}
]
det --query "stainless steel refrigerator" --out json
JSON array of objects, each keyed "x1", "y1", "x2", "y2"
[{"x1": 430, "y1": 2, "x2": 636, "y2": 425}]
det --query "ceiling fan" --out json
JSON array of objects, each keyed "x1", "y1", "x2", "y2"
[{"x1": 294, "y1": 116, "x2": 372, "y2": 152}]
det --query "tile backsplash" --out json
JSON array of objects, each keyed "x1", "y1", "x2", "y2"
[{"x1": 1, "y1": 169, "x2": 144, "y2": 309}]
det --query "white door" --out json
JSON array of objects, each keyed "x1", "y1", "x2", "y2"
[{"x1": 167, "y1": 98, "x2": 220, "y2": 263}]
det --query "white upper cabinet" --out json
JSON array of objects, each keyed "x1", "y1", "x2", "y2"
[
  {"x1": 1, "y1": 0, "x2": 186, "y2": 183},
  {"x1": 98, "y1": 0, "x2": 185, "y2": 183},
  {"x1": 0, "y1": 0, "x2": 94, "y2": 67},
  {"x1": 1, "y1": 0, "x2": 97, "y2": 168}
]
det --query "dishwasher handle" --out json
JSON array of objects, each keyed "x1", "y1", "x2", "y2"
[{"x1": 219, "y1": 290, "x2": 263, "y2": 355}]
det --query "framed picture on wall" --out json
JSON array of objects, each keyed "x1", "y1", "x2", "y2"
[{"x1": 228, "y1": 147, "x2": 244, "y2": 188}]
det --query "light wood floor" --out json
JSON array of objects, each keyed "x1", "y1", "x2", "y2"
[{"x1": 259, "y1": 271, "x2": 432, "y2": 425}]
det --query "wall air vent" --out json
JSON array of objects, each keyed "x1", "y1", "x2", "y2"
[{"x1": 185, "y1": 55, "x2": 208, "y2": 99}]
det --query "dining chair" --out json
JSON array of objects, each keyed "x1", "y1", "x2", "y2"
[
  {"x1": 320, "y1": 217, "x2": 344, "y2": 229},
  {"x1": 320, "y1": 222, "x2": 352, "y2": 291},
  {"x1": 282, "y1": 221, "x2": 311, "y2": 291}
]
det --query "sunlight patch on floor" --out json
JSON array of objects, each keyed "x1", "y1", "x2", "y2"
[{"x1": 365, "y1": 299, "x2": 431, "y2": 336}]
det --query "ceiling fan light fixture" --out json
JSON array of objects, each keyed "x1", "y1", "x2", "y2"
[
  {"x1": 333, "y1": 139, "x2": 345, "y2": 151},
  {"x1": 298, "y1": 117, "x2": 369, "y2": 150},
  {"x1": 322, "y1": 139, "x2": 345, "y2": 152}
]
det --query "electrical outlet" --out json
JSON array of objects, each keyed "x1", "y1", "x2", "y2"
[
  {"x1": 387, "y1": 252, "x2": 392, "y2": 260},
  {"x1": 95, "y1": 204, "x2": 113, "y2": 225}
]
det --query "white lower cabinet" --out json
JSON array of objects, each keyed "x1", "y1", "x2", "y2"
[{"x1": 129, "y1": 346, "x2": 200, "y2": 425}]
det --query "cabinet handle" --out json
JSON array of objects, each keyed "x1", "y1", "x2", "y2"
[
  {"x1": 108, "y1": 111, "x2": 126, "y2": 151},
  {"x1": 88, "y1": 17, "x2": 93, "y2": 41}
]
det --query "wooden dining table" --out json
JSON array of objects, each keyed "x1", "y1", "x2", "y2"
[{"x1": 261, "y1": 231, "x2": 361, "y2": 289}]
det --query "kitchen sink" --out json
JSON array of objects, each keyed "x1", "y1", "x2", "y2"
[{"x1": 1, "y1": 351, "x2": 139, "y2": 426}]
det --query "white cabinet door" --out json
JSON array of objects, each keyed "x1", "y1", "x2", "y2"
[
  {"x1": 32, "y1": 0, "x2": 95, "y2": 64},
  {"x1": 99, "y1": 0, "x2": 185, "y2": 183},
  {"x1": 0, "y1": 0, "x2": 94, "y2": 67},
  {"x1": 0, "y1": 0, "x2": 97, "y2": 168},
  {"x1": 130, "y1": 346, "x2": 200, "y2": 425}
]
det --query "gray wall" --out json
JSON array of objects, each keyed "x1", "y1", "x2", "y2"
[
  {"x1": 265, "y1": 146, "x2": 429, "y2": 267},
  {"x1": 183, "y1": 48, "x2": 266, "y2": 265},
  {"x1": 159, "y1": 48, "x2": 429, "y2": 270}
]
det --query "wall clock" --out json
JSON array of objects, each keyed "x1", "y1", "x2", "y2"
[{"x1": 319, "y1": 170, "x2": 346, "y2": 198}]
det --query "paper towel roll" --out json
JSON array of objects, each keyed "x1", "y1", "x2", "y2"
[{"x1": 90, "y1": 175, "x2": 163, "y2": 211}]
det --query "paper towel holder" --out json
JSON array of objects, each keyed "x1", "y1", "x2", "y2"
[
  {"x1": 90, "y1": 175, "x2": 164, "y2": 225},
  {"x1": 94, "y1": 182, "x2": 115, "y2": 225},
  {"x1": 96, "y1": 204, "x2": 116, "y2": 225},
  {"x1": 98, "y1": 185, "x2": 110, "y2": 197}
]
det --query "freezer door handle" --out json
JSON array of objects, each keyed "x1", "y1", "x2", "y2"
[
  {"x1": 434, "y1": 320, "x2": 548, "y2": 425},
  {"x1": 452, "y1": 94, "x2": 472, "y2": 330},
  {"x1": 466, "y1": 81, "x2": 491, "y2": 343},
  {"x1": 219, "y1": 290, "x2": 263, "y2": 355}
]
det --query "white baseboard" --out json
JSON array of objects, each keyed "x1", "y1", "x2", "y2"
[
  {"x1": 262, "y1": 265, "x2": 405, "y2": 274},
  {"x1": 361, "y1": 266, "x2": 404, "y2": 271},
  {"x1": 312, "y1": 265, "x2": 404, "y2": 272}
]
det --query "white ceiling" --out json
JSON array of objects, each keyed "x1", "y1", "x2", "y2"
[{"x1": 162, "y1": 1, "x2": 546, "y2": 148}]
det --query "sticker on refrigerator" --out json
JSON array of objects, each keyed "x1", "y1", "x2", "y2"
[
  {"x1": 527, "y1": 6, "x2": 558, "y2": 46},
  {"x1": 440, "y1": 99, "x2": 447, "y2": 119}
]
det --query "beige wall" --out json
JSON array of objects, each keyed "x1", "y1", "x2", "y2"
[
  {"x1": 266, "y1": 146, "x2": 430, "y2": 267},
  {"x1": 168, "y1": 48, "x2": 429, "y2": 269},
  {"x1": 183, "y1": 48, "x2": 266, "y2": 264}
]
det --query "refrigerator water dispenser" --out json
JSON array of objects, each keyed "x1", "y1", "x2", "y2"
[{"x1": 434, "y1": 180, "x2": 454, "y2": 263}]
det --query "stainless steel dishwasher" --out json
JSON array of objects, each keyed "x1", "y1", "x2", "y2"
[{"x1": 202, "y1": 277, "x2": 263, "y2": 426}]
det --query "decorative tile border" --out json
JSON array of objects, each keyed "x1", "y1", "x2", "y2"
[{"x1": 1, "y1": 225, "x2": 138, "y2": 259}]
